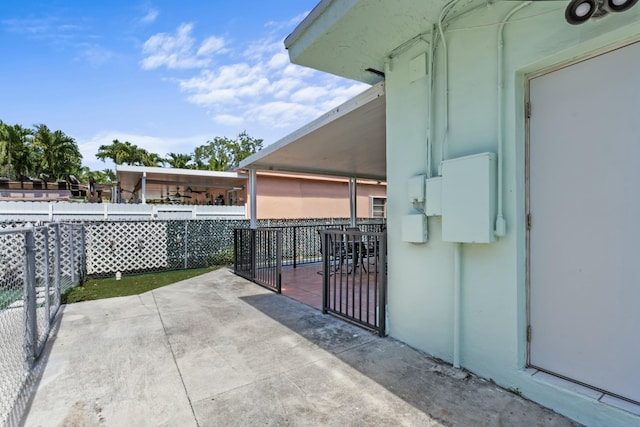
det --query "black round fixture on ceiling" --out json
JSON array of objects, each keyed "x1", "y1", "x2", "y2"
[{"x1": 566, "y1": 0, "x2": 597, "y2": 24}]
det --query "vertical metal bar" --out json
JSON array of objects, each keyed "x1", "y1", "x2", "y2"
[
  {"x1": 54, "y1": 223, "x2": 61, "y2": 310},
  {"x1": 184, "y1": 221, "x2": 188, "y2": 270},
  {"x1": 336, "y1": 234, "x2": 342, "y2": 312},
  {"x1": 358, "y1": 237, "x2": 363, "y2": 323},
  {"x1": 250, "y1": 229, "x2": 256, "y2": 281},
  {"x1": 23, "y1": 226, "x2": 38, "y2": 368},
  {"x1": 378, "y1": 233, "x2": 387, "y2": 337},
  {"x1": 80, "y1": 222, "x2": 86, "y2": 283},
  {"x1": 292, "y1": 226, "x2": 297, "y2": 269},
  {"x1": 322, "y1": 232, "x2": 329, "y2": 313},
  {"x1": 233, "y1": 229, "x2": 238, "y2": 273},
  {"x1": 332, "y1": 233, "x2": 337, "y2": 312},
  {"x1": 276, "y1": 230, "x2": 282, "y2": 293},
  {"x1": 69, "y1": 225, "x2": 76, "y2": 284},
  {"x1": 42, "y1": 228, "x2": 51, "y2": 323}
]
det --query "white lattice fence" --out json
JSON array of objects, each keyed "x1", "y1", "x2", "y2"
[{"x1": 85, "y1": 221, "x2": 169, "y2": 276}]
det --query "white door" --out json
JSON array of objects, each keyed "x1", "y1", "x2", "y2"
[{"x1": 528, "y1": 41, "x2": 640, "y2": 403}]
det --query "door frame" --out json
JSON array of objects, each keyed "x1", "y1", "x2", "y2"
[{"x1": 524, "y1": 37, "x2": 640, "y2": 369}]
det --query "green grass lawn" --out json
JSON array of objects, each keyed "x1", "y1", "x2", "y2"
[
  {"x1": 0, "y1": 288, "x2": 22, "y2": 310},
  {"x1": 63, "y1": 266, "x2": 220, "y2": 304}
]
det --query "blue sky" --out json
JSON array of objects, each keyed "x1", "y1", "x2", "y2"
[{"x1": 1, "y1": 0, "x2": 369, "y2": 171}]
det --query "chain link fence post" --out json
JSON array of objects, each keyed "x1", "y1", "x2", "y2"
[
  {"x1": 184, "y1": 221, "x2": 188, "y2": 270},
  {"x1": 53, "y1": 223, "x2": 61, "y2": 309},
  {"x1": 69, "y1": 225, "x2": 75, "y2": 284},
  {"x1": 42, "y1": 227, "x2": 51, "y2": 323},
  {"x1": 79, "y1": 222, "x2": 86, "y2": 283},
  {"x1": 23, "y1": 225, "x2": 37, "y2": 369}
]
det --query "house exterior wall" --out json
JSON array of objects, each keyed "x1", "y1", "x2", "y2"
[
  {"x1": 382, "y1": 3, "x2": 640, "y2": 426},
  {"x1": 251, "y1": 173, "x2": 386, "y2": 219}
]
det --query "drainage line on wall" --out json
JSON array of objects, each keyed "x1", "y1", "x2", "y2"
[
  {"x1": 495, "y1": 1, "x2": 533, "y2": 237},
  {"x1": 453, "y1": 242, "x2": 462, "y2": 368}
]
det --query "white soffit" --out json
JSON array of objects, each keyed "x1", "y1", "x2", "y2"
[{"x1": 238, "y1": 82, "x2": 386, "y2": 181}]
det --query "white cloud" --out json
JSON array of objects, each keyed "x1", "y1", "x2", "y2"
[
  {"x1": 140, "y1": 23, "x2": 225, "y2": 70},
  {"x1": 267, "y1": 52, "x2": 289, "y2": 69},
  {"x1": 141, "y1": 14, "x2": 371, "y2": 144},
  {"x1": 78, "y1": 44, "x2": 114, "y2": 66},
  {"x1": 270, "y1": 77, "x2": 304, "y2": 99},
  {"x1": 290, "y1": 86, "x2": 328, "y2": 103},
  {"x1": 214, "y1": 114, "x2": 244, "y2": 127},
  {"x1": 265, "y1": 12, "x2": 310, "y2": 31},
  {"x1": 141, "y1": 9, "x2": 159, "y2": 24},
  {"x1": 197, "y1": 36, "x2": 226, "y2": 56},
  {"x1": 282, "y1": 63, "x2": 315, "y2": 78},
  {"x1": 180, "y1": 64, "x2": 271, "y2": 104},
  {"x1": 247, "y1": 102, "x2": 323, "y2": 129}
]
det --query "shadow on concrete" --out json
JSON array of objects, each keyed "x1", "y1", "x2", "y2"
[
  {"x1": 8, "y1": 305, "x2": 66, "y2": 427},
  {"x1": 239, "y1": 291, "x2": 581, "y2": 427}
]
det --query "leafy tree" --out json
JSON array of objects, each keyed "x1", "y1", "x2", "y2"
[
  {"x1": 0, "y1": 121, "x2": 35, "y2": 180},
  {"x1": 142, "y1": 152, "x2": 165, "y2": 167},
  {"x1": 96, "y1": 139, "x2": 159, "y2": 166},
  {"x1": 165, "y1": 152, "x2": 193, "y2": 169},
  {"x1": 193, "y1": 131, "x2": 263, "y2": 171},
  {"x1": 77, "y1": 167, "x2": 116, "y2": 184},
  {"x1": 33, "y1": 124, "x2": 82, "y2": 180}
]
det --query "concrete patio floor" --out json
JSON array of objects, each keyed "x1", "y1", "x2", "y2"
[{"x1": 21, "y1": 268, "x2": 581, "y2": 426}]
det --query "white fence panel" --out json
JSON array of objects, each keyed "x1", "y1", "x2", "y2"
[{"x1": 0, "y1": 201, "x2": 246, "y2": 221}]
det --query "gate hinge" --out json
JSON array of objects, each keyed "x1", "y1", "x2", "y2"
[
  {"x1": 526, "y1": 325, "x2": 532, "y2": 343},
  {"x1": 526, "y1": 213, "x2": 532, "y2": 230},
  {"x1": 525, "y1": 102, "x2": 531, "y2": 119}
]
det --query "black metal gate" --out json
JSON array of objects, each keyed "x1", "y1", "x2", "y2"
[
  {"x1": 233, "y1": 228, "x2": 282, "y2": 293},
  {"x1": 320, "y1": 229, "x2": 387, "y2": 336}
]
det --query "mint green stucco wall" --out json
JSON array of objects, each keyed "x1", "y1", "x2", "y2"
[
  {"x1": 383, "y1": 3, "x2": 640, "y2": 426},
  {"x1": 286, "y1": 0, "x2": 640, "y2": 424}
]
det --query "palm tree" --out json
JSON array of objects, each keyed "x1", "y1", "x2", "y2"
[
  {"x1": 141, "y1": 152, "x2": 165, "y2": 167},
  {"x1": 96, "y1": 139, "x2": 161, "y2": 166},
  {"x1": 165, "y1": 152, "x2": 193, "y2": 169},
  {"x1": 0, "y1": 121, "x2": 35, "y2": 181},
  {"x1": 33, "y1": 124, "x2": 82, "y2": 180}
]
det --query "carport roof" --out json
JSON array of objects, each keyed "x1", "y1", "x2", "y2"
[
  {"x1": 116, "y1": 165, "x2": 247, "y2": 197},
  {"x1": 237, "y1": 82, "x2": 386, "y2": 181}
]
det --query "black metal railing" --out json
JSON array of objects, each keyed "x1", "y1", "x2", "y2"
[
  {"x1": 320, "y1": 228, "x2": 387, "y2": 336},
  {"x1": 233, "y1": 228, "x2": 282, "y2": 293},
  {"x1": 270, "y1": 220, "x2": 386, "y2": 268}
]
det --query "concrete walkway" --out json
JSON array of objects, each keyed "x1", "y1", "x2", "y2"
[{"x1": 22, "y1": 269, "x2": 580, "y2": 426}]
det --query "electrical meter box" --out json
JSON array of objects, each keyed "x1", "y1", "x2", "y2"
[
  {"x1": 441, "y1": 152, "x2": 496, "y2": 243},
  {"x1": 425, "y1": 177, "x2": 442, "y2": 216},
  {"x1": 402, "y1": 214, "x2": 427, "y2": 243}
]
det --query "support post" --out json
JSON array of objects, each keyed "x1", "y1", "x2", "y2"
[
  {"x1": 184, "y1": 221, "x2": 188, "y2": 269},
  {"x1": 23, "y1": 225, "x2": 38, "y2": 368},
  {"x1": 69, "y1": 225, "x2": 76, "y2": 284},
  {"x1": 141, "y1": 171, "x2": 147, "y2": 204},
  {"x1": 54, "y1": 223, "x2": 61, "y2": 308},
  {"x1": 42, "y1": 228, "x2": 51, "y2": 322},
  {"x1": 349, "y1": 177, "x2": 357, "y2": 228},
  {"x1": 249, "y1": 169, "x2": 257, "y2": 229},
  {"x1": 453, "y1": 243, "x2": 461, "y2": 368}
]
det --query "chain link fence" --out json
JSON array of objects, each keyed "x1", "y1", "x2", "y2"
[
  {"x1": 0, "y1": 217, "x2": 384, "y2": 425},
  {"x1": 0, "y1": 222, "x2": 84, "y2": 427}
]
